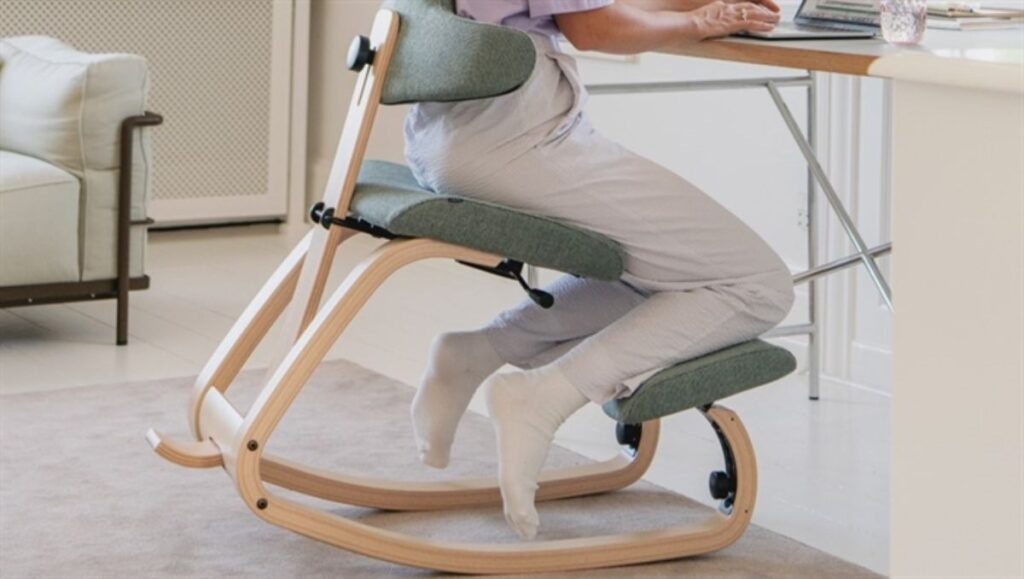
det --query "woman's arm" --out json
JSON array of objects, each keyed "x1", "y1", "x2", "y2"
[
  {"x1": 618, "y1": 0, "x2": 781, "y2": 16},
  {"x1": 618, "y1": 0, "x2": 707, "y2": 10},
  {"x1": 556, "y1": 1, "x2": 779, "y2": 54}
]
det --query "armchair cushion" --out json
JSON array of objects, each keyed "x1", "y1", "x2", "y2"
[
  {"x1": 0, "y1": 151, "x2": 80, "y2": 285},
  {"x1": 0, "y1": 36, "x2": 150, "y2": 282},
  {"x1": 0, "y1": 36, "x2": 147, "y2": 174}
]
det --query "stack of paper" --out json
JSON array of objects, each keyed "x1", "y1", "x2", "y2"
[{"x1": 926, "y1": 2, "x2": 1024, "y2": 30}]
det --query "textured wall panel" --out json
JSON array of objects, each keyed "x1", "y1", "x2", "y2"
[{"x1": 1, "y1": 0, "x2": 277, "y2": 217}]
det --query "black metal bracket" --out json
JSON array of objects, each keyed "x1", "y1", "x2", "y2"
[
  {"x1": 615, "y1": 422, "x2": 643, "y2": 457},
  {"x1": 309, "y1": 202, "x2": 399, "y2": 239},
  {"x1": 309, "y1": 201, "x2": 331, "y2": 227},
  {"x1": 309, "y1": 202, "x2": 553, "y2": 308},
  {"x1": 702, "y1": 405, "x2": 739, "y2": 514},
  {"x1": 457, "y1": 259, "x2": 555, "y2": 309}
]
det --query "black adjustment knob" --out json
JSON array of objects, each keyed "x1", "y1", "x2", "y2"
[
  {"x1": 319, "y1": 206, "x2": 336, "y2": 230},
  {"x1": 709, "y1": 470, "x2": 732, "y2": 500},
  {"x1": 615, "y1": 422, "x2": 642, "y2": 449},
  {"x1": 347, "y1": 35, "x2": 375, "y2": 72},
  {"x1": 310, "y1": 202, "x2": 325, "y2": 223}
]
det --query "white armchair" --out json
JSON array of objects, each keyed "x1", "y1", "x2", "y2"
[{"x1": 0, "y1": 36, "x2": 162, "y2": 344}]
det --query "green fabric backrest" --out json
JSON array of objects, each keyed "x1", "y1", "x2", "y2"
[{"x1": 380, "y1": 0, "x2": 537, "y2": 105}]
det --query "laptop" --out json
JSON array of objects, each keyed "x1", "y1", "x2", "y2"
[{"x1": 738, "y1": 0, "x2": 880, "y2": 40}]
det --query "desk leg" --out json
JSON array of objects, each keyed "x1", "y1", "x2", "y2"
[
  {"x1": 890, "y1": 79, "x2": 1023, "y2": 577},
  {"x1": 768, "y1": 82, "x2": 894, "y2": 310},
  {"x1": 806, "y1": 72, "x2": 821, "y2": 401}
]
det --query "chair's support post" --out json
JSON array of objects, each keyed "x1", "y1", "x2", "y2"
[
  {"x1": 186, "y1": 8, "x2": 397, "y2": 439},
  {"x1": 205, "y1": 12, "x2": 402, "y2": 439},
  {"x1": 280, "y1": 11, "x2": 400, "y2": 352},
  {"x1": 188, "y1": 231, "x2": 310, "y2": 439},
  {"x1": 186, "y1": 228, "x2": 366, "y2": 441},
  {"x1": 116, "y1": 111, "x2": 163, "y2": 345},
  {"x1": 199, "y1": 388, "x2": 245, "y2": 473}
]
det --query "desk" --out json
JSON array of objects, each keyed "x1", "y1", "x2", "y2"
[{"x1": 655, "y1": 28, "x2": 1024, "y2": 577}]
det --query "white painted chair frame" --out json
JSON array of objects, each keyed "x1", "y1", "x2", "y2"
[{"x1": 147, "y1": 9, "x2": 759, "y2": 573}]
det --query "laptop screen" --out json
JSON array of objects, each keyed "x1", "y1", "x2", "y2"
[{"x1": 798, "y1": 0, "x2": 883, "y2": 27}]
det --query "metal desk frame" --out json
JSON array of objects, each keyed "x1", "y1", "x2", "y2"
[{"x1": 581, "y1": 72, "x2": 894, "y2": 399}]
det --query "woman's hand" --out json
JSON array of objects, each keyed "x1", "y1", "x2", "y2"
[
  {"x1": 556, "y1": 0, "x2": 780, "y2": 54},
  {"x1": 691, "y1": 0, "x2": 781, "y2": 38},
  {"x1": 720, "y1": 0, "x2": 781, "y2": 14}
]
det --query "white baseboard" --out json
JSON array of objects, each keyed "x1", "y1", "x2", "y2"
[
  {"x1": 850, "y1": 341, "x2": 892, "y2": 395},
  {"x1": 772, "y1": 335, "x2": 891, "y2": 399}
]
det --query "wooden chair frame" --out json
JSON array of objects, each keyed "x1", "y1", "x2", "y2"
[{"x1": 147, "y1": 9, "x2": 759, "y2": 573}]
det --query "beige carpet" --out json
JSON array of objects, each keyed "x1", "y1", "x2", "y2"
[{"x1": 0, "y1": 359, "x2": 880, "y2": 578}]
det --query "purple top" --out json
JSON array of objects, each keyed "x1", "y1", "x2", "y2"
[{"x1": 455, "y1": 0, "x2": 615, "y2": 37}]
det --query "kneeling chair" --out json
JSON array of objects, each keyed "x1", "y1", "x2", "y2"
[{"x1": 147, "y1": 0, "x2": 797, "y2": 573}]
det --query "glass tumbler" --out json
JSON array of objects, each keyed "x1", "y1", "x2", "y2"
[{"x1": 879, "y1": 0, "x2": 927, "y2": 45}]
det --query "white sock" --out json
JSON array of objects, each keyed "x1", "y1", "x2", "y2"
[
  {"x1": 484, "y1": 366, "x2": 588, "y2": 539},
  {"x1": 411, "y1": 332, "x2": 505, "y2": 469}
]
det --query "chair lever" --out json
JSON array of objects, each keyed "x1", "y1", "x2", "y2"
[
  {"x1": 511, "y1": 269, "x2": 554, "y2": 309},
  {"x1": 457, "y1": 259, "x2": 555, "y2": 309}
]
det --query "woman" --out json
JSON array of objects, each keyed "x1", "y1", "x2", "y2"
[{"x1": 407, "y1": 0, "x2": 794, "y2": 539}]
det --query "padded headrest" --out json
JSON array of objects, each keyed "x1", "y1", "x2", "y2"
[{"x1": 380, "y1": 0, "x2": 537, "y2": 105}]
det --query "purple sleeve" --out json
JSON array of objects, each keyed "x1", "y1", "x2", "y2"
[{"x1": 528, "y1": 0, "x2": 615, "y2": 18}]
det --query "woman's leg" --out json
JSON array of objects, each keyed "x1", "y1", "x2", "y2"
[
  {"x1": 482, "y1": 275, "x2": 648, "y2": 368},
  {"x1": 556, "y1": 276, "x2": 795, "y2": 403},
  {"x1": 411, "y1": 275, "x2": 646, "y2": 467},
  {"x1": 484, "y1": 275, "x2": 793, "y2": 538},
  {"x1": 417, "y1": 110, "x2": 796, "y2": 533}
]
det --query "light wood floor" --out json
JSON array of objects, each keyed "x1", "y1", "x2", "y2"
[{"x1": 0, "y1": 224, "x2": 889, "y2": 574}]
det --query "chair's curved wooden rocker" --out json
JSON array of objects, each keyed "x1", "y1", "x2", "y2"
[{"x1": 146, "y1": 0, "x2": 797, "y2": 573}]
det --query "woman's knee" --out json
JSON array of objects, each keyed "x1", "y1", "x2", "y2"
[
  {"x1": 764, "y1": 271, "x2": 796, "y2": 322},
  {"x1": 720, "y1": 275, "x2": 795, "y2": 329}
]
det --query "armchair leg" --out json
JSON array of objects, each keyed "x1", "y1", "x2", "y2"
[
  {"x1": 116, "y1": 284, "x2": 128, "y2": 346},
  {"x1": 115, "y1": 111, "x2": 163, "y2": 346}
]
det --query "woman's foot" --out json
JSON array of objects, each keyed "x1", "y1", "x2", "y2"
[
  {"x1": 484, "y1": 367, "x2": 588, "y2": 539},
  {"x1": 411, "y1": 332, "x2": 505, "y2": 469}
]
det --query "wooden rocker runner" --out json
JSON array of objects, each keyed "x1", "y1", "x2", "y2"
[{"x1": 147, "y1": 0, "x2": 797, "y2": 573}]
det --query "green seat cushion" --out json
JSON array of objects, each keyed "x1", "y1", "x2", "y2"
[
  {"x1": 602, "y1": 340, "x2": 797, "y2": 424},
  {"x1": 351, "y1": 160, "x2": 626, "y2": 281}
]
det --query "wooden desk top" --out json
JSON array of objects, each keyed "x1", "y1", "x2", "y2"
[{"x1": 658, "y1": 18, "x2": 1024, "y2": 92}]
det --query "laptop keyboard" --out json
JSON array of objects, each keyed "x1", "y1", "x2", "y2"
[{"x1": 791, "y1": 20, "x2": 871, "y2": 32}]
